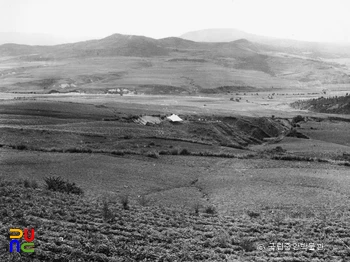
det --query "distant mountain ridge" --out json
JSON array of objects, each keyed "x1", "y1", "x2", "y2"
[
  {"x1": 0, "y1": 33, "x2": 271, "y2": 58},
  {"x1": 1, "y1": 29, "x2": 350, "y2": 59},
  {"x1": 0, "y1": 34, "x2": 170, "y2": 57},
  {"x1": 1, "y1": 32, "x2": 350, "y2": 94},
  {"x1": 180, "y1": 28, "x2": 350, "y2": 58}
]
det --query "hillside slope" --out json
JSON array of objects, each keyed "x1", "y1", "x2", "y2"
[
  {"x1": 1, "y1": 176, "x2": 350, "y2": 261},
  {"x1": 180, "y1": 28, "x2": 350, "y2": 58},
  {"x1": 291, "y1": 94, "x2": 350, "y2": 114},
  {"x1": 1, "y1": 33, "x2": 350, "y2": 93}
]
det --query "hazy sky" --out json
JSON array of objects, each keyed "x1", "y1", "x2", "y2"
[{"x1": 1, "y1": 0, "x2": 350, "y2": 42}]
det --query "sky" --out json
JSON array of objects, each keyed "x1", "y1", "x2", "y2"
[{"x1": 0, "y1": 0, "x2": 350, "y2": 43}]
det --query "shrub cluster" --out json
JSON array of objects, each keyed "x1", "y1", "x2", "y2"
[
  {"x1": 23, "y1": 179, "x2": 39, "y2": 189},
  {"x1": 44, "y1": 176, "x2": 83, "y2": 195},
  {"x1": 292, "y1": 115, "x2": 305, "y2": 124},
  {"x1": 146, "y1": 151, "x2": 159, "y2": 158}
]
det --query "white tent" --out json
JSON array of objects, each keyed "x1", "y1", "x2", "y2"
[{"x1": 167, "y1": 114, "x2": 183, "y2": 122}]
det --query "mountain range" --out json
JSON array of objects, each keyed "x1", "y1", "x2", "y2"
[
  {"x1": 180, "y1": 28, "x2": 350, "y2": 58},
  {"x1": 0, "y1": 30, "x2": 349, "y2": 94}
]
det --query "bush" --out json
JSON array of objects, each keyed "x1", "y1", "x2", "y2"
[
  {"x1": 44, "y1": 176, "x2": 83, "y2": 195},
  {"x1": 240, "y1": 238, "x2": 255, "y2": 252},
  {"x1": 120, "y1": 194, "x2": 129, "y2": 210},
  {"x1": 292, "y1": 115, "x2": 304, "y2": 124},
  {"x1": 23, "y1": 179, "x2": 31, "y2": 188},
  {"x1": 193, "y1": 203, "x2": 201, "y2": 215},
  {"x1": 137, "y1": 195, "x2": 152, "y2": 206},
  {"x1": 205, "y1": 205, "x2": 216, "y2": 214},
  {"x1": 16, "y1": 144, "x2": 27, "y2": 150},
  {"x1": 159, "y1": 150, "x2": 170, "y2": 155},
  {"x1": 65, "y1": 182, "x2": 84, "y2": 195},
  {"x1": 111, "y1": 150, "x2": 125, "y2": 156},
  {"x1": 22, "y1": 179, "x2": 39, "y2": 189},
  {"x1": 287, "y1": 129, "x2": 309, "y2": 139},
  {"x1": 179, "y1": 148, "x2": 191, "y2": 155},
  {"x1": 171, "y1": 149, "x2": 179, "y2": 155},
  {"x1": 44, "y1": 176, "x2": 65, "y2": 191},
  {"x1": 146, "y1": 151, "x2": 159, "y2": 158},
  {"x1": 30, "y1": 180, "x2": 38, "y2": 189},
  {"x1": 247, "y1": 210, "x2": 260, "y2": 218},
  {"x1": 216, "y1": 231, "x2": 230, "y2": 248},
  {"x1": 102, "y1": 198, "x2": 115, "y2": 222}
]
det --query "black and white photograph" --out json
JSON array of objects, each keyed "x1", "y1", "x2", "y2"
[{"x1": 1, "y1": 0, "x2": 350, "y2": 261}]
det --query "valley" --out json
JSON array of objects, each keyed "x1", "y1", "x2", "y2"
[{"x1": 1, "y1": 33, "x2": 350, "y2": 261}]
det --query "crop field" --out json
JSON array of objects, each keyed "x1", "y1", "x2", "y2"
[{"x1": 1, "y1": 92, "x2": 350, "y2": 261}]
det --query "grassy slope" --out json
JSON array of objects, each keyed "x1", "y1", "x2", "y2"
[
  {"x1": 1, "y1": 177, "x2": 350, "y2": 261},
  {"x1": 1, "y1": 35, "x2": 350, "y2": 94},
  {"x1": 291, "y1": 95, "x2": 350, "y2": 115},
  {"x1": 1, "y1": 99, "x2": 350, "y2": 261}
]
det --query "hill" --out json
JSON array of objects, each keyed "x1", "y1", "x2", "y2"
[
  {"x1": 181, "y1": 28, "x2": 262, "y2": 43},
  {"x1": 1, "y1": 33, "x2": 350, "y2": 94},
  {"x1": 291, "y1": 94, "x2": 350, "y2": 114},
  {"x1": 180, "y1": 28, "x2": 350, "y2": 58},
  {"x1": 0, "y1": 34, "x2": 169, "y2": 58}
]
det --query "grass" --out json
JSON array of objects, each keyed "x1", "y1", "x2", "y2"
[
  {"x1": 1, "y1": 95, "x2": 350, "y2": 261},
  {"x1": 2, "y1": 179, "x2": 350, "y2": 261}
]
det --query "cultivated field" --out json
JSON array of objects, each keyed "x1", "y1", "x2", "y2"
[{"x1": 1, "y1": 91, "x2": 350, "y2": 261}]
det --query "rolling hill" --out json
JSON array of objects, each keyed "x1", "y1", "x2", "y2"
[
  {"x1": 0, "y1": 34, "x2": 169, "y2": 58},
  {"x1": 0, "y1": 32, "x2": 350, "y2": 94},
  {"x1": 180, "y1": 28, "x2": 350, "y2": 58},
  {"x1": 291, "y1": 94, "x2": 350, "y2": 114}
]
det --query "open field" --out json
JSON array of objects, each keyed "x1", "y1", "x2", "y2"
[
  {"x1": 2, "y1": 180, "x2": 350, "y2": 262},
  {"x1": 1, "y1": 93, "x2": 350, "y2": 261},
  {"x1": 1, "y1": 33, "x2": 350, "y2": 261}
]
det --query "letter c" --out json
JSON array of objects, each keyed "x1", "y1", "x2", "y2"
[{"x1": 21, "y1": 242, "x2": 34, "y2": 253}]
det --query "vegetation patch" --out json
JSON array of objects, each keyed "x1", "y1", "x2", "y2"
[
  {"x1": 44, "y1": 176, "x2": 83, "y2": 195},
  {"x1": 291, "y1": 94, "x2": 350, "y2": 114}
]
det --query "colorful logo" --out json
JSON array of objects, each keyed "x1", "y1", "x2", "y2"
[{"x1": 9, "y1": 228, "x2": 35, "y2": 253}]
